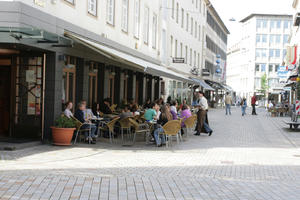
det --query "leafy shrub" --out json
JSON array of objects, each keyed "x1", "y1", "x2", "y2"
[{"x1": 55, "y1": 115, "x2": 76, "y2": 128}]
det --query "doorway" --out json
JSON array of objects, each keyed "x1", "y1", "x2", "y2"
[{"x1": 0, "y1": 62, "x2": 11, "y2": 137}]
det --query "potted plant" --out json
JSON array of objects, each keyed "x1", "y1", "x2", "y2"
[{"x1": 51, "y1": 115, "x2": 76, "y2": 146}]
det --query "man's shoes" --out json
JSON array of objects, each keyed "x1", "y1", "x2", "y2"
[
  {"x1": 208, "y1": 131, "x2": 213, "y2": 136},
  {"x1": 194, "y1": 133, "x2": 200, "y2": 136}
]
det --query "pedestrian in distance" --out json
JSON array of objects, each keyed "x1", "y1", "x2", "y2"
[
  {"x1": 251, "y1": 94, "x2": 257, "y2": 115},
  {"x1": 241, "y1": 98, "x2": 247, "y2": 116},
  {"x1": 225, "y1": 92, "x2": 232, "y2": 115}
]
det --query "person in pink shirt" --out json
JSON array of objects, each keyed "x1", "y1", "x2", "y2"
[{"x1": 180, "y1": 104, "x2": 192, "y2": 128}]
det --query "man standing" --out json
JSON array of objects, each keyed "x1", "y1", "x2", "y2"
[
  {"x1": 251, "y1": 94, "x2": 257, "y2": 115},
  {"x1": 195, "y1": 91, "x2": 213, "y2": 136},
  {"x1": 225, "y1": 92, "x2": 232, "y2": 115}
]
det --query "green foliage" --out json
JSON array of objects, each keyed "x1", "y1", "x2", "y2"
[
  {"x1": 260, "y1": 73, "x2": 268, "y2": 97},
  {"x1": 55, "y1": 115, "x2": 76, "y2": 128}
]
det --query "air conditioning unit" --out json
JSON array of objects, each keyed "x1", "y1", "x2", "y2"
[{"x1": 294, "y1": 13, "x2": 300, "y2": 26}]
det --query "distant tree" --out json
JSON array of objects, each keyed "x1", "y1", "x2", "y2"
[{"x1": 260, "y1": 73, "x2": 268, "y2": 97}]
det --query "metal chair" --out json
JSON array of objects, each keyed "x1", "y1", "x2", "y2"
[
  {"x1": 129, "y1": 118, "x2": 151, "y2": 145},
  {"x1": 99, "y1": 117, "x2": 120, "y2": 144},
  {"x1": 162, "y1": 120, "x2": 182, "y2": 147},
  {"x1": 71, "y1": 116, "x2": 92, "y2": 144}
]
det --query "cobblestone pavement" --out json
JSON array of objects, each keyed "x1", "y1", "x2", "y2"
[{"x1": 1, "y1": 107, "x2": 300, "y2": 199}]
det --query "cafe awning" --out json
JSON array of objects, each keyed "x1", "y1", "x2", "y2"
[
  {"x1": 205, "y1": 80, "x2": 225, "y2": 90},
  {"x1": 190, "y1": 77, "x2": 215, "y2": 91},
  {"x1": 65, "y1": 32, "x2": 192, "y2": 83}
]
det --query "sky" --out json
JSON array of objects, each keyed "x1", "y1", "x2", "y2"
[{"x1": 209, "y1": 0, "x2": 295, "y2": 46}]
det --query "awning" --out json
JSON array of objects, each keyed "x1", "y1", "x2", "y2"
[
  {"x1": 221, "y1": 84, "x2": 233, "y2": 91},
  {"x1": 205, "y1": 80, "x2": 225, "y2": 90},
  {"x1": 65, "y1": 32, "x2": 192, "y2": 83},
  {"x1": 190, "y1": 77, "x2": 215, "y2": 91}
]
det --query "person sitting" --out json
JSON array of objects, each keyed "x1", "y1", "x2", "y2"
[
  {"x1": 143, "y1": 98, "x2": 152, "y2": 109},
  {"x1": 74, "y1": 102, "x2": 97, "y2": 144},
  {"x1": 180, "y1": 104, "x2": 192, "y2": 127},
  {"x1": 144, "y1": 102, "x2": 159, "y2": 122},
  {"x1": 119, "y1": 105, "x2": 133, "y2": 120},
  {"x1": 153, "y1": 105, "x2": 172, "y2": 147},
  {"x1": 63, "y1": 101, "x2": 73, "y2": 118},
  {"x1": 170, "y1": 100, "x2": 178, "y2": 120},
  {"x1": 101, "y1": 98, "x2": 113, "y2": 114},
  {"x1": 179, "y1": 99, "x2": 187, "y2": 110},
  {"x1": 92, "y1": 102, "x2": 101, "y2": 118}
]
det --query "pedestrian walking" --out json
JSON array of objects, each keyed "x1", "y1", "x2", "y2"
[
  {"x1": 251, "y1": 94, "x2": 257, "y2": 115},
  {"x1": 225, "y1": 92, "x2": 232, "y2": 115},
  {"x1": 195, "y1": 91, "x2": 213, "y2": 136},
  {"x1": 241, "y1": 98, "x2": 247, "y2": 116}
]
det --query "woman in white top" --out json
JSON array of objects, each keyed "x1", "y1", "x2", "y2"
[{"x1": 64, "y1": 101, "x2": 73, "y2": 118}]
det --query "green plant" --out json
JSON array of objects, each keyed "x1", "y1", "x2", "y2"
[
  {"x1": 260, "y1": 73, "x2": 268, "y2": 97},
  {"x1": 55, "y1": 115, "x2": 76, "y2": 128}
]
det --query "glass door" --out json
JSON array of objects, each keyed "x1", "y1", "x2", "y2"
[
  {"x1": 13, "y1": 56, "x2": 44, "y2": 139},
  {"x1": 62, "y1": 56, "x2": 76, "y2": 111}
]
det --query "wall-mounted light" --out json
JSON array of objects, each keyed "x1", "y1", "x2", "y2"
[{"x1": 125, "y1": 74, "x2": 129, "y2": 78}]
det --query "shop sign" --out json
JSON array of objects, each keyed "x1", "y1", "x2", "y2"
[{"x1": 172, "y1": 57, "x2": 185, "y2": 63}]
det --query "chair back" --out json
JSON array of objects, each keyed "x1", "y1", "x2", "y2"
[
  {"x1": 106, "y1": 117, "x2": 120, "y2": 132},
  {"x1": 119, "y1": 117, "x2": 132, "y2": 129},
  {"x1": 70, "y1": 116, "x2": 83, "y2": 130},
  {"x1": 184, "y1": 116, "x2": 197, "y2": 128},
  {"x1": 129, "y1": 118, "x2": 140, "y2": 130},
  {"x1": 110, "y1": 104, "x2": 117, "y2": 112},
  {"x1": 162, "y1": 120, "x2": 181, "y2": 136}
]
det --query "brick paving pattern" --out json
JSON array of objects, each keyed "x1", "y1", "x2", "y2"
[{"x1": 1, "y1": 107, "x2": 300, "y2": 199}]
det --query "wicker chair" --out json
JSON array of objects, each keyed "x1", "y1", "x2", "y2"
[
  {"x1": 162, "y1": 120, "x2": 182, "y2": 147},
  {"x1": 119, "y1": 117, "x2": 133, "y2": 144},
  {"x1": 110, "y1": 104, "x2": 117, "y2": 112},
  {"x1": 99, "y1": 117, "x2": 120, "y2": 144},
  {"x1": 183, "y1": 116, "x2": 197, "y2": 137},
  {"x1": 129, "y1": 118, "x2": 151, "y2": 145},
  {"x1": 71, "y1": 116, "x2": 92, "y2": 144}
]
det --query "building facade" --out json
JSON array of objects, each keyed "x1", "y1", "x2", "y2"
[{"x1": 226, "y1": 14, "x2": 292, "y2": 105}]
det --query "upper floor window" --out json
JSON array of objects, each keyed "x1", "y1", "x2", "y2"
[
  {"x1": 195, "y1": 21, "x2": 197, "y2": 38},
  {"x1": 283, "y1": 34, "x2": 289, "y2": 44},
  {"x1": 270, "y1": 20, "x2": 275, "y2": 30},
  {"x1": 194, "y1": 51, "x2": 196, "y2": 66},
  {"x1": 196, "y1": 0, "x2": 198, "y2": 8},
  {"x1": 134, "y1": 0, "x2": 140, "y2": 38},
  {"x1": 106, "y1": 0, "x2": 115, "y2": 25},
  {"x1": 269, "y1": 35, "x2": 275, "y2": 44},
  {"x1": 275, "y1": 49, "x2": 281, "y2": 57},
  {"x1": 191, "y1": 17, "x2": 194, "y2": 35},
  {"x1": 190, "y1": 48, "x2": 192, "y2": 66},
  {"x1": 181, "y1": 8, "x2": 184, "y2": 28},
  {"x1": 283, "y1": 49, "x2": 287, "y2": 57},
  {"x1": 256, "y1": 19, "x2": 267, "y2": 29},
  {"x1": 152, "y1": 13, "x2": 157, "y2": 49},
  {"x1": 262, "y1": 34, "x2": 267, "y2": 43},
  {"x1": 170, "y1": 36, "x2": 173, "y2": 57},
  {"x1": 175, "y1": 39, "x2": 178, "y2": 57},
  {"x1": 284, "y1": 20, "x2": 290, "y2": 29},
  {"x1": 143, "y1": 6, "x2": 149, "y2": 44},
  {"x1": 88, "y1": 0, "x2": 97, "y2": 16},
  {"x1": 65, "y1": 0, "x2": 74, "y2": 4},
  {"x1": 185, "y1": 45, "x2": 188, "y2": 64},
  {"x1": 121, "y1": 0, "x2": 128, "y2": 32},
  {"x1": 276, "y1": 20, "x2": 281, "y2": 29},
  {"x1": 176, "y1": 3, "x2": 179, "y2": 23},
  {"x1": 198, "y1": 25, "x2": 201, "y2": 41},
  {"x1": 172, "y1": 0, "x2": 175, "y2": 19},
  {"x1": 275, "y1": 35, "x2": 281, "y2": 43},
  {"x1": 199, "y1": 0, "x2": 202, "y2": 13},
  {"x1": 186, "y1": 13, "x2": 189, "y2": 32},
  {"x1": 180, "y1": 42, "x2": 183, "y2": 57}
]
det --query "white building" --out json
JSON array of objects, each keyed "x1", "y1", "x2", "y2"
[{"x1": 226, "y1": 14, "x2": 292, "y2": 105}]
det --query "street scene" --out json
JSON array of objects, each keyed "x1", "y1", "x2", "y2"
[
  {"x1": 1, "y1": 0, "x2": 300, "y2": 199},
  {"x1": 1, "y1": 108, "x2": 300, "y2": 200}
]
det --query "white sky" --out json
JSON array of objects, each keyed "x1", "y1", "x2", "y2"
[{"x1": 209, "y1": 0, "x2": 295, "y2": 46}]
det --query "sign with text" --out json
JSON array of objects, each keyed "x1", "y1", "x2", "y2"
[{"x1": 172, "y1": 57, "x2": 185, "y2": 63}]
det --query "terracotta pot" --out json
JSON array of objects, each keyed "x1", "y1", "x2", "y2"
[{"x1": 51, "y1": 127, "x2": 76, "y2": 146}]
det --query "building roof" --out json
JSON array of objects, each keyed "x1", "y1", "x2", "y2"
[
  {"x1": 240, "y1": 14, "x2": 293, "y2": 23},
  {"x1": 206, "y1": 0, "x2": 230, "y2": 34}
]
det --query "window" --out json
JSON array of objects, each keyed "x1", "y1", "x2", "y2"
[
  {"x1": 257, "y1": 19, "x2": 267, "y2": 29},
  {"x1": 175, "y1": 39, "x2": 178, "y2": 57},
  {"x1": 269, "y1": 49, "x2": 275, "y2": 58},
  {"x1": 275, "y1": 64, "x2": 279, "y2": 72},
  {"x1": 106, "y1": 0, "x2": 115, "y2": 25},
  {"x1": 196, "y1": 0, "x2": 198, "y2": 8},
  {"x1": 181, "y1": 8, "x2": 184, "y2": 28},
  {"x1": 256, "y1": 49, "x2": 260, "y2": 58},
  {"x1": 143, "y1": 7, "x2": 149, "y2": 44},
  {"x1": 199, "y1": 0, "x2": 202, "y2": 13},
  {"x1": 172, "y1": 0, "x2": 174, "y2": 19},
  {"x1": 198, "y1": 53, "x2": 200, "y2": 67},
  {"x1": 262, "y1": 34, "x2": 267, "y2": 43},
  {"x1": 191, "y1": 17, "x2": 193, "y2": 35},
  {"x1": 152, "y1": 13, "x2": 157, "y2": 49},
  {"x1": 180, "y1": 42, "x2": 183, "y2": 57},
  {"x1": 261, "y1": 64, "x2": 266, "y2": 72},
  {"x1": 186, "y1": 13, "x2": 189, "y2": 31},
  {"x1": 284, "y1": 20, "x2": 290, "y2": 29},
  {"x1": 270, "y1": 20, "x2": 275, "y2": 30},
  {"x1": 134, "y1": 0, "x2": 140, "y2": 38},
  {"x1": 275, "y1": 35, "x2": 281, "y2": 43},
  {"x1": 269, "y1": 35, "x2": 275, "y2": 44},
  {"x1": 176, "y1": 3, "x2": 179, "y2": 23},
  {"x1": 261, "y1": 49, "x2": 267, "y2": 58},
  {"x1": 283, "y1": 49, "x2": 287, "y2": 57},
  {"x1": 88, "y1": 0, "x2": 97, "y2": 16},
  {"x1": 283, "y1": 35, "x2": 289, "y2": 44},
  {"x1": 276, "y1": 20, "x2": 281, "y2": 29},
  {"x1": 269, "y1": 64, "x2": 273, "y2": 73},
  {"x1": 190, "y1": 48, "x2": 192, "y2": 66},
  {"x1": 170, "y1": 36, "x2": 173, "y2": 57},
  {"x1": 255, "y1": 64, "x2": 260, "y2": 72},
  {"x1": 255, "y1": 77, "x2": 260, "y2": 88},
  {"x1": 203, "y1": 3, "x2": 205, "y2": 16},
  {"x1": 121, "y1": 0, "x2": 128, "y2": 32},
  {"x1": 194, "y1": 51, "x2": 196, "y2": 66},
  {"x1": 275, "y1": 49, "x2": 280, "y2": 57},
  {"x1": 262, "y1": 20, "x2": 267, "y2": 28},
  {"x1": 65, "y1": 0, "x2": 74, "y2": 4},
  {"x1": 185, "y1": 45, "x2": 188, "y2": 64},
  {"x1": 256, "y1": 35, "x2": 261, "y2": 43},
  {"x1": 195, "y1": 22, "x2": 197, "y2": 38},
  {"x1": 198, "y1": 25, "x2": 201, "y2": 41}
]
